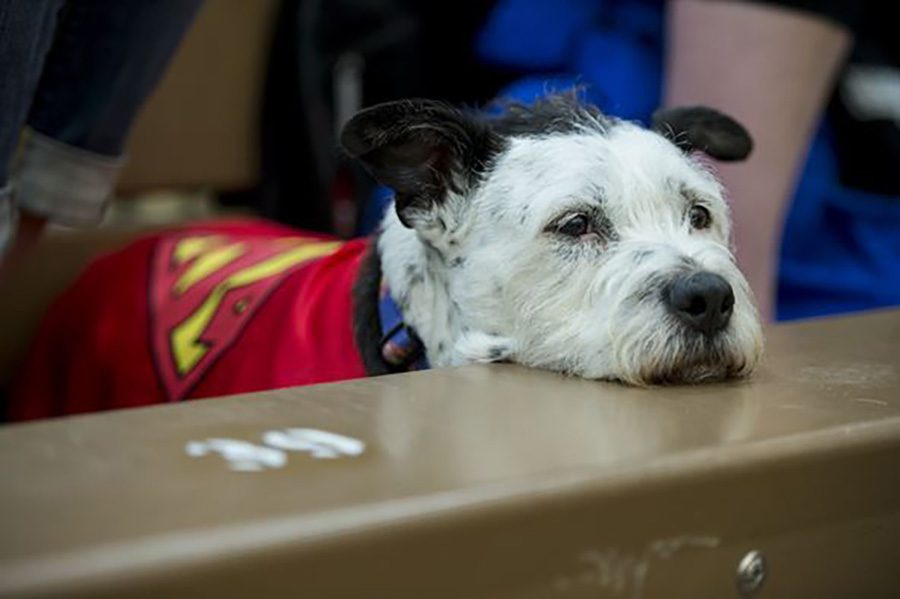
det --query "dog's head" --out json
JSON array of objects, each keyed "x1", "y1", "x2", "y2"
[{"x1": 342, "y1": 95, "x2": 763, "y2": 384}]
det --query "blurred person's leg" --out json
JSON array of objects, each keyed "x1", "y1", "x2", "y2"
[
  {"x1": 0, "y1": 0, "x2": 65, "y2": 256},
  {"x1": 4, "y1": 0, "x2": 203, "y2": 263}
]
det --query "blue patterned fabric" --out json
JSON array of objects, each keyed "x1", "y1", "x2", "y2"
[{"x1": 379, "y1": 283, "x2": 429, "y2": 371}]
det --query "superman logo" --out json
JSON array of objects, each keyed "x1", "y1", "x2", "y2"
[{"x1": 149, "y1": 233, "x2": 342, "y2": 401}]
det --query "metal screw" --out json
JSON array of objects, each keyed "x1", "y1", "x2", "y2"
[{"x1": 736, "y1": 550, "x2": 767, "y2": 596}]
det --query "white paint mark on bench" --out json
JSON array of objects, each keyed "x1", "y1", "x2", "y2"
[
  {"x1": 263, "y1": 428, "x2": 365, "y2": 459},
  {"x1": 185, "y1": 439, "x2": 287, "y2": 472},
  {"x1": 185, "y1": 428, "x2": 365, "y2": 471}
]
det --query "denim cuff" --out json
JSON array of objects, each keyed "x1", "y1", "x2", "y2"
[
  {"x1": 12, "y1": 128, "x2": 125, "y2": 226},
  {"x1": 0, "y1": 184, "x2": 14, "y2": 256}
]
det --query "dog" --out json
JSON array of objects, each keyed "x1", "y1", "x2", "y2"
[{"x1": 8, "y1": 95, "x2": 762, "y2": 421}]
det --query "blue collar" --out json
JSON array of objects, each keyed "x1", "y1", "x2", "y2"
[{"x1": 378, "y1": 283, "x2": 430, "y2": 372}]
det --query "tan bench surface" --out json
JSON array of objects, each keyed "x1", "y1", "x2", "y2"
[{"x1": 1, "y1": 310, "x2": 899, "y2": 598}]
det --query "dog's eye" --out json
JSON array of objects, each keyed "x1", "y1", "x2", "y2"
[
  {"x1": 689, "y1": 205, "x2": 712, "y2": 230},
  {"x1": 556, "y1": 213, "x2": 592, "y2": 237}
]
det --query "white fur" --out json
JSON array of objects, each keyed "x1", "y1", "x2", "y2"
[{"x1": 378, "y1": 120, "x2": 763, "y2": 385}]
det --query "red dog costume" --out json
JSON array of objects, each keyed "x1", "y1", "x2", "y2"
[{"x1": 10, "y1": 220, "x2": 369, "y2": 421}]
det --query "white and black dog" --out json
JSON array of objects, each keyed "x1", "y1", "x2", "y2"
[
  {"x1": 11, "y1": 95, "x2": 765, "y2": 421},
  {"x1": 348, "y1": 94, "x2": 762, "y2": 385}
]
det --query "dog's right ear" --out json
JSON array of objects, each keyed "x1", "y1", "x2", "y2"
[{"x1": 341, "y1": 99, "x2": 503, "y2": 228}]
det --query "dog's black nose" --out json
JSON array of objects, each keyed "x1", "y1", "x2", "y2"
[{"x1": 666, "y1": 272, "x2": 735, "y2": 334}]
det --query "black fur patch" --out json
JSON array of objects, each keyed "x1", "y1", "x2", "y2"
[
  {"x1": 352, "y1": 239, "x2": 393, "y2": 376},
  {"x1": 490, "y1": 92, "x2": 613, "y2": 137},
  {"x1": 487, "y1": 346, "x2": 506, "y2": 360}
]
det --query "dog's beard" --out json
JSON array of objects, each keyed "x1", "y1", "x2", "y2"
[
  {"x1": 509, "y1": 293, "x2": 759, "y2": 386},
  {"x1": 605, "y1": 298, "x2": 761, "y2": 386},
  {"x1": 619, "y1": 324, "x2": 751, "y2": 385}
]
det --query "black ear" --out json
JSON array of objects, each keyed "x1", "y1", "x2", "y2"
[
  {"x1": 652, "y1": 106, "x2": 753, "y2": 161},
  {"x1": 341, "y1": 99, "x2": 503, "y2": 228}
]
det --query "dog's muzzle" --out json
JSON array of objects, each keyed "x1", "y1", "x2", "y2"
[{"x1": 666, "y1": 271, "x2": 735, "y2": 335}]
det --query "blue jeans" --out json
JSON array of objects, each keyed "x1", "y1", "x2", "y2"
[{"x1": 0, "y1": 0, "x2": 203, "y2": 249}]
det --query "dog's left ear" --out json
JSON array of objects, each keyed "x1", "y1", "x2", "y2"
[
  {"x1": 341, "y1": 99, "x2": 503, "y2": 228},
  {"x1": 652, "y1": 106, "x2": 753, "y2": 161}
]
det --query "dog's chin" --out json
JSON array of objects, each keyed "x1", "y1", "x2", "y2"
[
  {"x1": 640, "y1": 359, "x2": 739, "y2": 386},
  {"x1": 610, "y1": 330, "x2": 757, "y2": 387}
]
